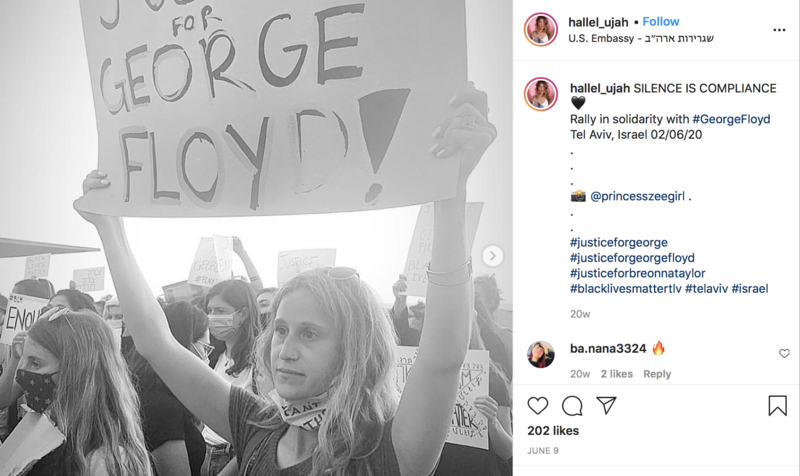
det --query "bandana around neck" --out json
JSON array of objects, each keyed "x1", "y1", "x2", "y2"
[{"x1": 268, "y1": 389, "x2": 329, "y2": 431}]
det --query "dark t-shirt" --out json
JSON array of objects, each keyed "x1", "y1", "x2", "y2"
[
  {"x1": 140, "y1": 386, "x2": 205, "y2": 476},
  {"x1": 433, "y1": 370, "x2": 511, "y2": 476},
  {"x1": 229, "y1": 385, "x2": 402, "y2": 476}
]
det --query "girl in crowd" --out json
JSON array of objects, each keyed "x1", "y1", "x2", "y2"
[
  {"x1": 256, "y1": 287, "x2": 278, "y2": 318},
  {"x1": 128, "y1": 301, "x2": 211, "y2": 476},
  {"x1": 49, "y1": 288, "x2": 97, "y2": 312},
  {"x1": 202, "y1": 279, "x2": 269, "y2": 475},
  {"x1": 3, "y1": 308, "x2": 152, "y2": 475},
  {"x1": 76, "y1": 84, "x2": 494, "y2": 475},
  {"x1": 0, "y1": 278, "x2": 57, "y2": 435},
  {"x1": 528, "y1": 80, "x2": 552, "y2": 110},
  {"x1": 528, "y1": 15, "x2": 552, "y2": 44}
]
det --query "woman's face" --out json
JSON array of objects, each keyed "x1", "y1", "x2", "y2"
[
  {"x1": 257, "y1": 291, "x2": 275, "y2": 315},
  {"x1": 207, "y1": 295, "x2": 246, "y2": 326},
  {"x1": 271, "y1": 289, "x2": 340, "y2": 401},
  {"x1": 537, "y1": 17, "x2": 546, "y2": 31},
  {"x1": 537, "y1": 83, "x2": 546, "y2": 96},
  {"x1": 19, "y1": 338, "x2": 61, "y2": 382},
  {"x1": 531, "y1": 344, "x2": 545, "y2": 361}
]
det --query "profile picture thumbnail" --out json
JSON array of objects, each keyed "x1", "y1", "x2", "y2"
[
  {"x1": 525, "y1": 13, "x2": 558, "y2": 46},
  {"x1": 528, "y1": 341, "x2": 555, "y2": 368},
  {"x1": 525, "y1": 78, "x2": 557, "y2": 111}
]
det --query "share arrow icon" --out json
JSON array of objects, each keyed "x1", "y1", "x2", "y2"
[{"x1": 597, "y1": 397, "x2": 617, "y2": 415}]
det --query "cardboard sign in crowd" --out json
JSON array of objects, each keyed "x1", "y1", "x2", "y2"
[
  {"x1": 395, "y1": 347, "x2": 491, "y2": 450},
  {"x1": 72, "y1": 267, "x2": 106, "y2": 292},
  {"x1": 24, "y1": 254, "x2": 50, "y2": 280},
  {"x1": 0, "y1": 294, "x2": 50, "y2": 346},
  {"x1": 277, "y1": 249, "x2": 337, "y2": 286},
  {"x1": 403, "y1": 202, "x2": 483, "y2": 297},
  {"x1": 187, "y1": 236, "x2": 234, "y2": 287},
  {"x1": 75, "y1": 0, "x2": 468, "y2": 217}
]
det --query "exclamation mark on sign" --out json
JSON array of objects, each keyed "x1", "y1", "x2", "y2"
[{"x1": 359, "y1": 88, "x2": 411, "y2": 204}]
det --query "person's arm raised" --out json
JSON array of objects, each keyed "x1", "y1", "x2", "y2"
[
  {"x1": 393, "y1": 85, "x2": 496, "y2": 476},
  {"x1": 233, "y1": 237, "x2": 264, "y2": 292},
  {"x1": 74, "y1": 172, "x2": 234, "y2": 443}
]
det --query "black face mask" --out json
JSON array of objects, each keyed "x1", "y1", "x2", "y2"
[{"x1": 16, "y1": 369, "x2": 59, "y2": 413}]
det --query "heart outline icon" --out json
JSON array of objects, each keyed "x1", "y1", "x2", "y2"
[
  {"x1": 527, "y1": 396, "x2": 549, "y2": 415},
  {"x1": 779, "y1": 349, "x2": 790, "y2": 358},
  {"x1": 571, "y1": 96, "x2": 586, "y2": 110}
]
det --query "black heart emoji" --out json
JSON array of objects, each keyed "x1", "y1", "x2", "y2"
[{"x1": 572, "y1": 96, "x2": 586, "y2": 110}]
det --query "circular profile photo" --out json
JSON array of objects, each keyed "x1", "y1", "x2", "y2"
[
  {"x1": 525, "y1": 13, "x2": 558, "y2": 46},
  {"x1": 528, "y1": 341, "x2": 555, "y2": 368},
  {"x1": 525, "y1": 78, "x2": 557, "y2": 111}
]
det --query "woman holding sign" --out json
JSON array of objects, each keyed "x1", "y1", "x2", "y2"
[{"x1": 77, "y1": 84, "x2": 495, "y2": 475}]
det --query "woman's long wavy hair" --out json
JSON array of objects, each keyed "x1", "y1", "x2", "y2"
[
  {"x1": 532, "y1": 80, "x2": 552, "y2": 105},
  {"x1": 253, "y1": 268, "x2": 399, "y2": 476},
  {"x1": 27, "y1": 311, "x2": 152, "y2": 476},
  {"x1": 204, "y1": 279, "x2": 264, "y2": 377},
  {"x1": 531, "y1": 15, "x2": 551, "y2": 39}
]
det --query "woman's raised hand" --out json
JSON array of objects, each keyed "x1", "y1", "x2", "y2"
[
  {"x1": 430, "y1": 83, "x2": 497, "y2": 187},
  {"x1": 74, "y1": 170, "x2": 121, "y2": 230}
]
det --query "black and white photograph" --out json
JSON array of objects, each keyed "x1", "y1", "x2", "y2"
[{"x1": 0, "y1": 1, "x2": 511, "y2": 475}]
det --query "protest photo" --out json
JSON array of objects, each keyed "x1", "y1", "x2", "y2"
[{"x1": 0, "y1": 1, "x2": 512, "y2": 475}]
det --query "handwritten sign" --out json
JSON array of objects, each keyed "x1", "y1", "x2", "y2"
[
  {"x1": 395, "y1": 347, "x2": 490, "y2": 450},
  {"x1": 162, "y1": 280, "x2": 207, "y2": 304},
  {"x1": 75, "y1": 0, "x2": 467, "y2": 218},
  {"x1": 404, "y1": 202, "x2": 483, "y2": 297},
  {"x1": 0, "y1": 294, "x2": 50, "y2": 346},
  {"x1": 72, "y1": 267, "x2": 106, "y2": 292},
  {"x1": 187, "y1": 236, "x2": 234, "y2": 287},
  {"x1": 24, "y1": 254, "x2": 50, "y2": 279},
  {"x1": 277, "y1": 249, "x2": 336, "y2": 286},
  {"x1": 0, "y1": 412, "x2": 66, "y2": 476}
]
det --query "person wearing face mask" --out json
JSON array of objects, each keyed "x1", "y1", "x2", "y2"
[
  {"x1": 127, "y1": 301, "x2": 211, "y2": 476},
  {"x1": 77, "y1": 83, "x2": 495, "y2": 476},
  {"x1": 103, "y1": 297, "x2": 136, "y2": 356},
  {"x1": 0, "y1": 279, "x2": 56, "y2": 435},
  {"x1": 1, "y1": 308, "x2": 152, "y2": 475},
  {"x1": 200, "y1": 279, "x2": 269, "y2": 476}
]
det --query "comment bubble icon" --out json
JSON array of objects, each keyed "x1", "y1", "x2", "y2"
[{"x1": 562, "y1": 396, "x2": 583, "y2": 416}]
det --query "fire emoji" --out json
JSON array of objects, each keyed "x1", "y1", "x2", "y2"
[{"x1": 653, "y1": 341, "x2": 665, "y2": 356}]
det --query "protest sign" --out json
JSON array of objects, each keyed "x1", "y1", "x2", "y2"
[
  {"x1": 0, "y1": 294, "x2": 50, "y2": 346},
  {"x1": 277, "y1": 249, "x2": 336, "y2": 286},
  {"x1": 0, "y1": 412, "x2": 66, "y2": 476},
  {"x1": 163, "y1": 280, "x2": 207, "y2": 304},
  {"x1": 24, "y1": 254, "x2": 50, "y2": 279},
  {"x1": 395, "y1": 347, "x2": 490, "y2": 450},
  {"x1": 72, "y1": 267, "x2": 106, "y2": 292},
  {"x1": 404, "y1": 202, "x2": 483, "y2": 297},
  {"x1": 188, "y1": 236, "x2": 234, "y2": 287},
  {"x1": 75, "y1": 0, "x2": 467, "y2": 217}
]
